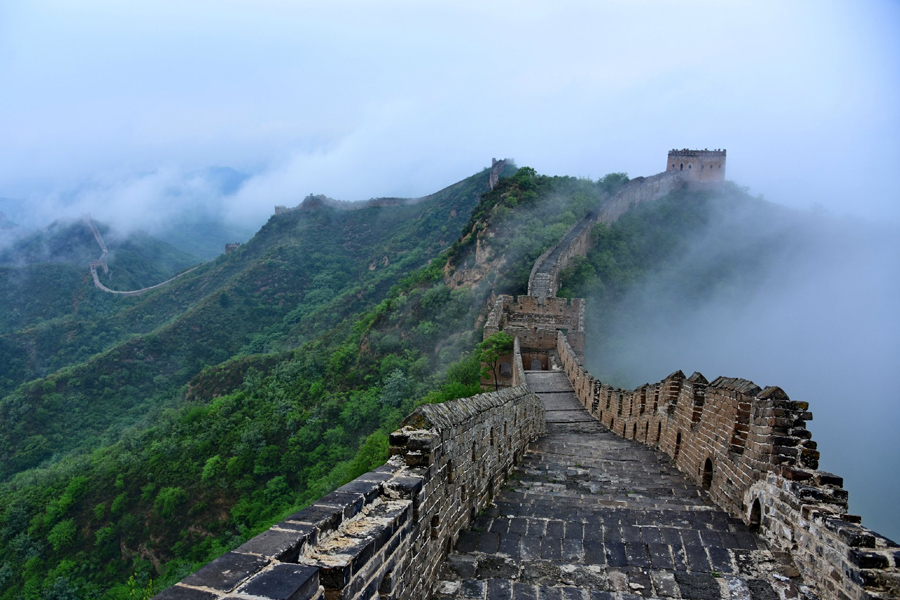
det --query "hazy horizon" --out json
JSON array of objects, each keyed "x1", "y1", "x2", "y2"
[{"x1": 1, "y1": 1, "x2": 898, "y2": 236}]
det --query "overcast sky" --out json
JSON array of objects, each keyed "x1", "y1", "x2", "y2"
[{"x1": 1, "y1": 0, "x2": 898, "y2": 230}]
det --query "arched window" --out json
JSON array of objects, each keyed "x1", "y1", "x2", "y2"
[
  {"x1": 680, "y1": 163, "x2": 684, "y2": 171},
  {"x1": 749, "y1": 498, "x2": 762, "y2": 531},
  {"x1": 530, "y1": 359, "x2": 543, "y2": 371},
  {"x1": 674, "y1": 431, "x2": 682, "y2": 460}
]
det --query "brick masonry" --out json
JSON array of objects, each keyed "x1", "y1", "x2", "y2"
[
  {"x1": 434, "y1": 370, "x2": 808, "y2": 600},
  {"x1": 528, "y1": 167, "x2": 688, "y2": 301},
  {"x1": 557, "y1": 332, "x2": 900, "y2": 599}
]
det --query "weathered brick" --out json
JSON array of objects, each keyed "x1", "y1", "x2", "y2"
[
  {"x1": 238, "y1": 564, "x2": 319, "y2": 600},
  {"x1": 180, "y1": 552, "x2": 269, "y2": 592}
]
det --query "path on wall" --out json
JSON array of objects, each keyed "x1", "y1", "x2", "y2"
[
  {"x1": 85, "y1": 215, "x2": 199, "y2": 297},
  {"x1": 528, "y1": 209, "x2": 600, "y2": 299},
  {"x1": 528, "y1": 171, "x2": 687, "y2": 300},
  {"x1": 434, "y1": 371, "x2": 805, "y2": 600}
]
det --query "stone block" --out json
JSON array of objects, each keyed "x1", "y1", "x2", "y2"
[
  {"x1": 404, "y1": 450, "x2": 433, "y2": 468},
  {"x1": 180, "y1": 552, "x2": 269, "y2": 592},
  {"x1": 316, "y1": 491, "x2": 365, "y2": 520},
  {"x1": 387, "y1": 475, "x2": 424, "y2": 499},
  {"x1": 285, "y1": 505, "x2": 345, "y2": 536},
  {"x1": 835, "y1": 524, "x2": 876, "y2": 548},
  {"x1": 237, "y1": 564, "x2": 320, "y2": 600},
  {"x1": 235, "y1": 524, "x2": 317, "y2": 562},
  {"x1": 335, "y1": 477, "x2": 384, "y2": 505},
  {"x1": 848, "y1": 549, "x2": 890, "y2": 569},
  {"x1": 152, "y1": 585, "x2": 218, "y2": 600},
  {"x1": 816, "y1": 472, "x2": 844, "y2": 488}
]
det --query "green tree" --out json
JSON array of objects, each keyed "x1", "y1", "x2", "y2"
[
  {"x1": 153, "y1": 487, "x2": 187, "y2": 520},
  {"x1": 477, "y1": 331, "x2": 515, "y2": 390},
  {"x1": 47, "y1": 519, "x2": 77, "y2": 552}
]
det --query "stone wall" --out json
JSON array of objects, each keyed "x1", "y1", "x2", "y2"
[
  {"x1": 556, "y1": 331, "x2": 899, "y2": 599},
  {"x1": 489, "y1": 158, "x2": 512, "y2": 191},
  {"x1": 527, "y1": 208, "x2": 599, "y2": 299},
  {"x1": 155, "y1": 338, "x2": 543, "y2": 600},
  {"x1": 483, "y1": 294, "x2": 585, "y2": 386},
  {"x1": 528, "y1": 170, "x2": 687, "y2": 300},
  {"x1": 484, "y1": 295, "x2": 584, "y2": 352},
  {"x1": 595, "y1": 170, "x2": 686, "y2": 223}
]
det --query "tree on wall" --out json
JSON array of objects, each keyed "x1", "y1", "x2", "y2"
[{"x1": 478, "y1": 331, "x2": 515, "y2": 391}]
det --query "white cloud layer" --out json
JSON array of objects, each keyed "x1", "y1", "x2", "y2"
[{"x1": 1, "y1": 0, "x2": 898, "y2": 230}]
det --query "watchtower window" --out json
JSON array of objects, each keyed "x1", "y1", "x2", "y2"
[
  {"x1": 702, "y1": 458, "x2": 713, "y2": 490},
  {"x1": 749, "y1": 498, "x2": 762, "y2": 531},
  {"x1": 680, "y1": 163, "x2": 683, "y2": 171},
  {"x1": 688, "y1": 164, "x2": 692, "y2": 169}
]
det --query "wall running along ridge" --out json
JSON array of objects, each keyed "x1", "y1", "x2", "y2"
[
  {"x1": 155, "y1": 338, "x2": 544, "y2": 600},
  {"x1": 84, "y1": 215, "x2": 199, "y2": 296},
  {"x1": 557, "y1": 331, "x2": 900, "y2": 599},
  {"x1": 157, "y1": 154, "x2": 898, "y2": 599},
  {"x1": 528, "y1": 170, "x2": 687, "y2": 300}
]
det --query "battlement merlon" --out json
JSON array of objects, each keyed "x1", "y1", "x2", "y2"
[{"x1": 668, "y1": 148, "x2": 726, "y2": 158}]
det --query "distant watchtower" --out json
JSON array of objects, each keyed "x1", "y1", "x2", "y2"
[{"x1": 667, "y1": 148, "x2": 726, "y2": 187}]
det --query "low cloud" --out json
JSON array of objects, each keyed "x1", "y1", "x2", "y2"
[{"x1": 584, "y1": 204, "x2": 900, "y2": 539}]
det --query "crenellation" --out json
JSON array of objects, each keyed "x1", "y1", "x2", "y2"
[{"x1": 557, "y1": 328, "x2": 900, "y2": 599}]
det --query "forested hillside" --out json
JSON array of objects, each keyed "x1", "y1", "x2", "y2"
[
  {"x1": 0, "y1": 220, "x2": 200, "y2": 341},
  {"x1": 0, "y1": 167, "x2": 820, "y2": 599},
  {"x1": 0, "y1": 165, "x2": 628, "y2": 598}
]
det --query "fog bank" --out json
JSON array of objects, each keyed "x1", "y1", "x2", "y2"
[{"x1": 585, "y1": 211, "x2": 900, "y2": 540}]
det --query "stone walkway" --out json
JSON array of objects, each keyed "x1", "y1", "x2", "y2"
[{"x1": 434, "y1": 371, "x2": 808, "y2": 600}]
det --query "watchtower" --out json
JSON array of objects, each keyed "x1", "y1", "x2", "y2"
[{"x1": 666, "y1": 148, "x2": 726, "y2": 186}]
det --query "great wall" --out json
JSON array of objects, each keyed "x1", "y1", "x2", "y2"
[
  {"x1": 84, "y1": 215, "x2": 199, "y2": 297},
  {"x1": 155, "y1": 153, "x2": 899, "y2": 600}
]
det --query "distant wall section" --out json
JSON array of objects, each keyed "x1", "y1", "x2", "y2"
[
  {"x1": 528, "y1": 170, "x2": 687, "y2": 299},
  {"x1": 665, "y1": 148, "x2": 726, "y2": 187},
  {"x1": 483, "y1": 294, "x2": 584, "y2": 386}
]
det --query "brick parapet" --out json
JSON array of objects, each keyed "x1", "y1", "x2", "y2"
[
  {"x1": 484, "y1": 294, "x2": 584, "y2": 353},
  {"x1": 556, "y1": 330, "x2": 899, "y2": 599},
  {"x1": 528, "y1": 170, "x2": 688, "y2": 300},
  {"x1": 155, "y1": 338, "x2": 544, "y2": 600},
  {"x1": 595, "y1": 170, "x2": 687, "y2": 223}
]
